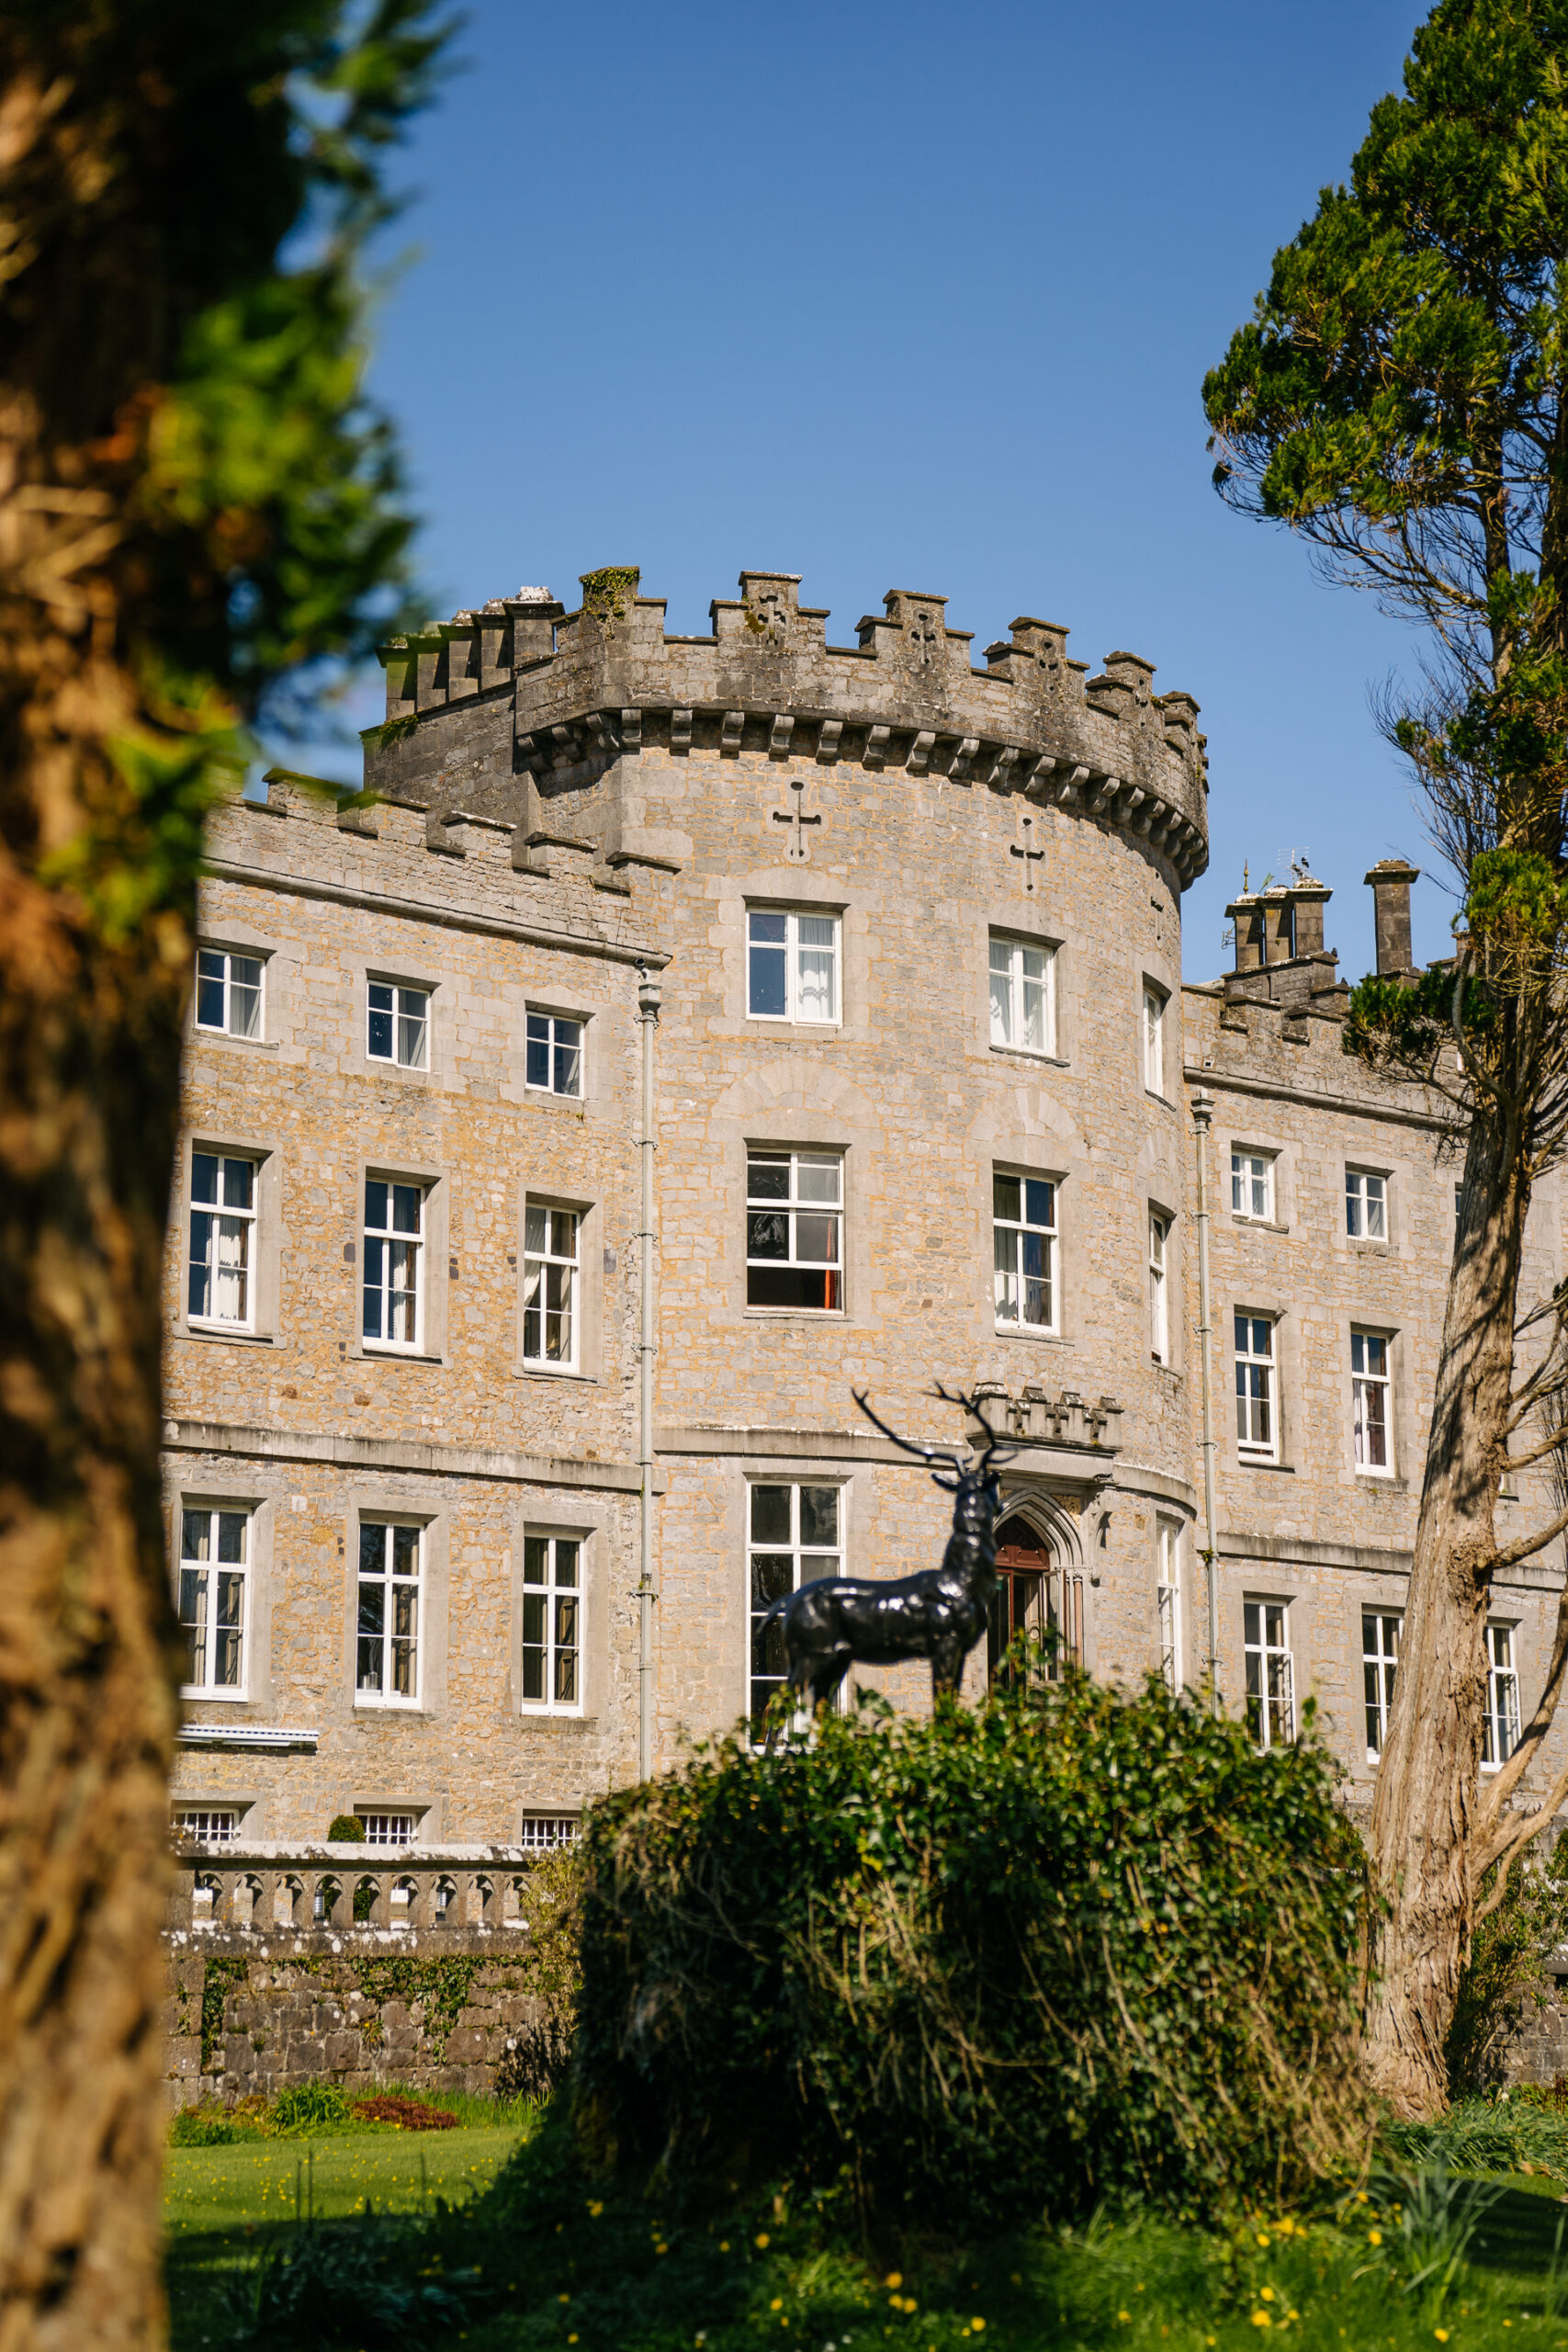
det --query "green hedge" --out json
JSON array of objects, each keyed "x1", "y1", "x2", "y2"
[{"x1": 574, "y1": 1671, "x2": 1372, "y2": 2226}]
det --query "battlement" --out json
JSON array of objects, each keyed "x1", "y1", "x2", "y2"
[{"x1": 367, "y1": 568, "x2": 1211, "y2": 888}]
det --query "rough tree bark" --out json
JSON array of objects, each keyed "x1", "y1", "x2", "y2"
[{"x1": 0, "y1": 406, "x2": 186, "y2": 2342}]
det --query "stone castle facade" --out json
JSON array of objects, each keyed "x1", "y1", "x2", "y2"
[{"x1": 162, "y1": 566, "x2": 1568, "y2": 1849}]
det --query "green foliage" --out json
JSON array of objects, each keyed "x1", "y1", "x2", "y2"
[
  {"x1": 495, "y1": 1845, "x2": 584, "y2": 2100},
  {"x1": 221, "y1": 2211, "x2": 490, "y2": 2348},
  {"x1": 327, "y1": 1814, "x2": 366, "y2": 1841},
  {"x1": 352, "y1": 1954, "x2": 484, "y2": 2060},
  {"x1": 574, "y1": 1675, "x2": 1372, "y2": 2229},
  {"x1": 272, "y1": 2080, "x2": 352, "y2": 2132},
  {"x1": 1447, "y1": 1854, "x2": 1568, "y2": 2094},
  {"x1": 200, "y1": 1956, "x2": 253, "y2": 2073},
  {"x1": 578, "y1": 565, "x2": 640, "y2": 635}
]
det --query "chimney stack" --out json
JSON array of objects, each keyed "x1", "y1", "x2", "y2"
[{"x1": 1365, "y1": 860, "x2": 1419, "y2": 975}]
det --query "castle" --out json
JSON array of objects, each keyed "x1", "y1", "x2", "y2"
[{"x1": 163, "y1": 566, "x2": 1568, "y2": 1854}]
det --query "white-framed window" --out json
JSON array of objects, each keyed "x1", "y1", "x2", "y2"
[
  {"x1": 1352, "y1": 1329, "x2": 1393, "y2": 1474},
  {"x1": 1149, "y1": 1209, "x2": 1171, "y2": 1363},
  {"x1": 526, "y1": 1011, "x2": 583, "y2": 1098},
  {"x1": 994, "y1": 1172, "x2": 1057, "y2": 1334},
  {"x1": 1143, "y1": 982, "x2": 1168, "y2": 1095},
  {"x1": 518, "y1": 1814, "x2": 581, "y2": 1852},
  {"x1": 1244, "y1": 1600, "x2": 1293, "y2": 1749},
  {"x1": 195, "y1": 947, "x2": 264, "y2": 1039},
  {"x1": 1483, "y1": 1623, "x2": 1521, "y2": 1769},
  {"x1": 747, "y1": 909, "x2": 840, "y2": 1023},
  {"x1": 747, "y1": 1151, "x2": 842, "y2": 1310},
  {"x1": 179, "y1": 1507, "x2": 249, "y2": 1695},
  {"x1": 1156, "y1": 1518, "x2": 1182, "y2": 1693},
  {"x1": 523, "y1": 1204, "x2": 580, "y2": 1368},
  {"x1": 749, "y1": 1482, "x2": 842, "y2": 1734},
  {"x1": 363, "y1": 1178, "x2": 424, "y2": 1351},
  {"x1": 1231, "y1": 1148, "x2": 1275, "y2": 1222},
  {"x1": 367, "y1": 978, "x2": 429, "y2": 1069},
  {"x1": 355, "y1": 1521, "x2": 422, "y2": 1704},
  {"x1": 521, "y1": 1533, "x2": 582, "y2": 1713},
  {"x1": 1363, "y1": 1610, "x2": 1401, "y2": 1761},
  {"x1": 358, "y1": 1812, "x2": 416, "y2": 1847},
  {"x1": 188, "y1": 1152, "x2": 256, "y2": 1329},
  {"x1": 1346, "y1": 1169, "x2": 1387, "y2": 1238},
  {"x1": 989, "y1": 934, "x2": 1055, "y2": 1057},
  {"x1": 173, "y1": 1808, "x2": 239, "y2": 1844},
  {"x1": 1235, "y1": 1313, "x2": 1277, "y2": 1459}
]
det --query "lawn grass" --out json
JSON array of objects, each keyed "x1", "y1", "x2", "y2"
[{"x1": 162, "y1": 2097, "x2": 1568, "y2": 2351}]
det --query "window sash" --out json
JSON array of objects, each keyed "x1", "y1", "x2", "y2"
[
  {"x1": 174, "y1": 1809, "x2": 239, "y2": 1844},
  {"x1": 363, "y1": 1179, "x2": 424, "y2": 1350},
  {"x1": 195, "y1": 948, "x2": 264, "y2": 1039},
  {"x1": 1352, "y1": 1330, "x2": 1392, "y2": 1471},
  {"x1": 525, "y1": 1012, "x2": 583, "y2": 1097},
  {"x1": 988, "y1": 936, "x2": 1055, "y2": 1056},
  {"x1": 356, "y1": 1521, "x2": 422, "y2": 1702},
  {"x1": 1362, "y1": 1611, "x2": 1401, "y2": 1760},
  {"x1": 1149, "y1": 1212, "x2": 1169, "y2": 1363},
  {"x1": 1483, "y1": 1624, "x2": 1520, "y2": 1767},
  {"x1": 188, "y1": 1152, "x2": 256, "y2": 1327},
  {"x1": 1231, "y1": 1150, "x2": 1273, "y2": 1220},
  {"x1": 1346, "y1": 1170, "x2": 1387, "y2": 1238},
  {"x1": 1156, "y1": 1521, "x2": 1181, "y2": 1692},
  {"x1": 521, "y1": 1535, "x2": 583, "y2": 1712},
  {"x1": 1243, "y1": 1600, "x2": 1293, "y2": 1748},
  {"x1": 993, "y1": 1173, "x2": 1056, "y2": 1331},
  {"x1": 747, "y1": 910, "x2": 840, "y2": 1024},
  {"x1": 1234, "y1": 1314, "x2": 1276, "y2": 1456},
  {"x1": 749, "y1": 1483, "x2": 842, "y2": 1732},
  {"x1": 359, "y1": 1813, "x2": 416, "y2": 1846},
  {"x1": 1144, "y1": 985, "x2": 1166, "y2": 1094},
  {"x1": 367, "y1": 981, "x2": 430, "y2": 1069},
  {"x1": 178, "y1": 1508, "x2": 249, "y2": 1693},
  {"x1": 522, "y1": 1204, "x2": 580, "y2": 1366},
  {"x1": 746, "y1": 1153, "x2": 843, "y2": 1310}
]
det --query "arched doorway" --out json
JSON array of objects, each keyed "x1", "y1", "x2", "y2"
[{"x1": 988, "y1": 1515, "x2": 1051, "y2": 1686}]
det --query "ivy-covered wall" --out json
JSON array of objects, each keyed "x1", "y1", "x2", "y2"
[{"x1": 163, "y1": 1932, "x2": 541, "y2": 2109}]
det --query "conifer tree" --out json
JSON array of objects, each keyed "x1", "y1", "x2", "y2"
[
  {"x1": 1204, "y1": 0, "x2": 1568, "y2": 2116},
  {"x1": 0, "y1": 6, "x2": 443, "y2": 2338}
]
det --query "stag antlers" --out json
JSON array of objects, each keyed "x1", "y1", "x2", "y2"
[{"x1": 852, "y1": 1383, "x2": 1017, "y2": 1487}]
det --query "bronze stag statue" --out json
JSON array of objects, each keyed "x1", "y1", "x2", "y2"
[{"x1": 758, "y1": 1385, "x2": 1015, "y2": 1734}]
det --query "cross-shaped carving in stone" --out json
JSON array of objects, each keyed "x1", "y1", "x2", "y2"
[
  {"x1": 1010, "y1": 811, "x2": 1046, "y2": 893},
  {"x1": 772, "y1": 775, "x2": 822, "y2": 862},
  {"x1": 909, "y1": 608, "x2": 939, "y2": 665},
  {"x1": 750, "y1": 589, "x2": 786, "y2": 645}
]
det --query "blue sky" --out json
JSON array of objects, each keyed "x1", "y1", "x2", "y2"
[{"x1": 319, "y1": 0, "x2": 1441, "y2": 981}]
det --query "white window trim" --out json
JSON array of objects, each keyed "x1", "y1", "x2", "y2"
[
  {"x1": 992, "y1": 1168, "x2": 1060, "y2": 1338},
  {"x1": 366, "y1": 976, "x2": 432, "y2": 1070},
  {"x1": 354, "y1": 1518, "x2": 424, "y2": 1710},
  {"x1": 1243, "y1": 1599, "x2": 1294, "y2": 1751},
  {"x1": 357, "y1": 1811, "x2": 419, "y2": 1847},
  {"x1": 522, "y1": 1200, "x2": 581, "y2": 1373},
  {"x1": 177, "y1": 1504, "x2": 253, "y2": 1701},
  {"x1": 1231, "y1": 1148, "x2": 1277, "y2": 1224},
  {"x1": 745, "y1": 1149, "x2": 845, "y2": 1315},
  {"x1": 362, "y1": 1175, "x2": 426, "y2": 1355},
  {"x1": 1352, "y1": 1328, "x2": 1393, "y2": 1476},
  {"x1": 194, "y1": 945, "x2": 266, "y2": 1041},
  {"x1": 988, "y1": 933, "x2": 1058, "y2": 1059},
  {"x1": 747, "y1": 1478, "x2": 846, "y2": 1738},
  {"x1": 1156, "y1": 1518, "x2": 1182, "y2": 1693},
  {"x1": 1346, "y1": 1167, "x2": 1389, "y2": 1242},
  {"x1": 519, "y1": 1531, "x2": 585, "y2": 1716},
  {"x1": 187, "y1": 1149, "x2": 259, "y2": 1333},
  {"x1": 745, "y1": 907, "x2": 842, "y2": 1026},
  {"x1": 1143, "y1": 980, "x2": 1168, "y2": 1097},
  {"x1": 1235, "y1": 1312, "x2": 1279, "y2": 1462},
  {"x1": 1482, "y1": 1622, "x2": 1521, "y2": 1771},
  {"x1": 1149, "y1": 1209, "x2": 1171, "y2": 1364},
  {"x1": 525, "y1": 1007, "x2": 586, "y2": 1099},
  {"x1": 1362, "y1": 1609, "x2": 1401, "y2": 1763}
]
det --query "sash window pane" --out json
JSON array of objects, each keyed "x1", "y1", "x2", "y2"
[
  {"x1": 748, "y1": 1483, "x2": 841, "y2": 1735},
  {"x1": 521, "y1": 1535, "x2": 583, "y2": 1713},
  {"x1": 188, "y1": 1153, "x2": 256, "y2": 1328},
  {"x1": 179, "y1": 1508, "x2": 249, "y2": 1693},
  {"x1": 993, "y1": 1172, "x2": 1056, "y2": 1332},
  {"x1": 356, "y1": 1521, "x2": 422, "y2": 1703},
  {"x1": 746, "y1": 1154, "x2": 842, "y2": 1310}
]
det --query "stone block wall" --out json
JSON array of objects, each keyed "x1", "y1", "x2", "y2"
[{"x1": 164, "y1": 1928, "x2": 542, "y2": 2109}]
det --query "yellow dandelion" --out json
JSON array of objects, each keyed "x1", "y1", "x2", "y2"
[
  {"x1": 756, "y1": 2232, "x2": 771, "y2": 2249},
  {"x1": 1251, "y1": 2314, "x2": 1272, "y2": 2331},
  {"x1": 559, "y1": 2293, "x2": 570, "y2": 2304},
  {"x1": 1118, "y1": 2312, "x2": 1131, "y2": 2325},
  {"x1": 771, "y1": 2299, "x2": 784, "y2": 2312},
  {"x1": 720, "y1": 2241, "x2": 730, "y2": 2253},
  {"x1": 1435, "y1": 2334, "x2": 1450, "y2": 2345},
  {"x1": 972, "y1": 2324, "x2": 986, "y2": 2335},
  {"x1": 1368, "y1": 2230, "x2": 1383, "y2": 2247},
  {"x1": 587, "y1": 2200, "x2": 604, "y2": 2217},
  {"x1": 886, "y1": 2273, "x2": 903, "y2": 2290},
  {"x1": 1258, "y1": 2233, "x2": 1272, "y2": 2248},
  {"x1": 1288, "y1": 2313, "x2": 1299, "y2": 2324},
  {"x1": 1261, "y1": 2290, "x2": 1276, "y2": 2303}
]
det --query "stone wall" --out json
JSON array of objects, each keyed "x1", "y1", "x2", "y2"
[{"x1": 164, "y1": 1927, "x2": 541, "y2": 2110}]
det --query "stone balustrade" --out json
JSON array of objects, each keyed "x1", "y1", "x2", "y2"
[{"x1": 166, "y1": 1839, "x2": 550, "y2": 1939}]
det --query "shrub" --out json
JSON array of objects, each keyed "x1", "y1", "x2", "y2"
[
  {"x1": 496, "y1": 1845, "x2": 584, "y2": 2103},
  {"x1": 271, "y1": 2081, "x2": 351, "y2": 2133},
  {"x1": 350, "y1": 2093, "x2": 457, "y2": 2131},
  {"x1": 575, "y1": 1671, "x2": 1373, "y2": 2227},
  {"x1": 1445, "y1": 1849, "x2": 1568, "y2": 2095},
  {"x1": 328, "y1": 1815, "x2": 366, "y2": 1842},
  {"x1": 223, "y1": 2214, "x2": 489, "y2": 2348},
  {"x1": 169, "y1": 2100, "x2": 270, "y2": 2146}
]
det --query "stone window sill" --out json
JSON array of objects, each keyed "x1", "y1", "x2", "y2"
[
  {"x1": 183, "y1": 1325, "x2": 276, "y2": 1345},
  {"x1": 1232, "y1": 1216, "x2": 1289, "y2": 1235},
  {"x1": 1237, "y1": 1456, "x2": 1295, "y2": 1474}
]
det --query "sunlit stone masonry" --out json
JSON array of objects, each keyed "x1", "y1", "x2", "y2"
[{"x1": 161, "y1": 565, "x2": 1568, "y2": 1861}]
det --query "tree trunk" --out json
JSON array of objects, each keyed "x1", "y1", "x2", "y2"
[
  {"x1": 0, "y1": 465, "x2": 186, "y2": 2341},
  {"x1": 1362, "y1": 1112, "x2": 1529, "y2": 2117}
]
